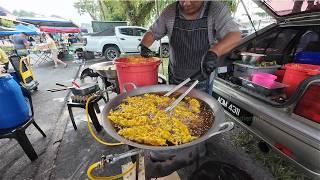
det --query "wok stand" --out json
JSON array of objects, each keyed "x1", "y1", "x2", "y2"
[{"x1": 96, "y1": 144, "x2": 210, "y2": 180}]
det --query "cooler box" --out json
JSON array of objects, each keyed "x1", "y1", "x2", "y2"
[
  {"x1": 282, "y1": 63, "x2": 320, "y2": 123},
  {"x1": 294, "y1": 51, "x2": 320, "y2": 65}
]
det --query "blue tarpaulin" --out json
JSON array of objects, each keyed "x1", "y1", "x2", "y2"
[{"x1": 0, "y1": 24, "x2": 39, "y2": 35}]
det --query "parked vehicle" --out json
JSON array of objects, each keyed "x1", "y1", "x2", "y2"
[
  {"x1": 91, "y1": 21, "x2": 127, "y2": 33},
  {"x1": 213, "y1": 0, "x2": 320, "y2": 177},
  {"x1": 84, "y1": 26, "x2": 169, "y2": 61}
]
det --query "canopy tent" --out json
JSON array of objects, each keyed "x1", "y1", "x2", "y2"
[
  {"x1": 40, "y1": 26, "x2": 80, "y2": 33},
  {"x1": 18, "y1": 17, "x2": 78, "y2": 28},
  {"x1": 0, "y1": 24, "x2": 39, "y2": 35},
  {"x1": 0, "y1": 26, "x2": 15, "y2": 31},
  {"x1": 80, "y1": 28, "x2": 88, "y2": 33}
]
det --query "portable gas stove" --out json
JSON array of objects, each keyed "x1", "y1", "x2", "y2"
[{"x1": 70, "y1": 91, "x2": 102, "y2": 103}]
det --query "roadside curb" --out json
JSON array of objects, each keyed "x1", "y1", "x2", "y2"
[{"x1": 34, "y1": 64, "x2": 83, "y2": 180}]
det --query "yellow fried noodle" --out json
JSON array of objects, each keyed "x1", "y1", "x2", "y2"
[{"x1": 108, "y1": 94, "x2": 201, "y2": 146}]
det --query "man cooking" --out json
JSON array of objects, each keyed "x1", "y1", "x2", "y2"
[
  {"x1": 140, "y1": 0, "x2": 241, "y2": 93},
  {"x1": 139, "y1": 0, "x2": 241, "y2": 178}
]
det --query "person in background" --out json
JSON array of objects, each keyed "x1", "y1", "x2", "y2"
[
  {"x1": 28, "y1": 36, "x2": 35, "y2": 46},
  {"x1": 12, "y1": 32, "x2": 30, "y2": 56},
  {"x1": 44, "y1": 33, "x2": 68, "y2": 69},
  {"x1": 0, "y1": 47, "x2": 9, "y2": 72}
]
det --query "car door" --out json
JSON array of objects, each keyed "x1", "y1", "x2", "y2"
[{"x1": 117, "y1": 27, "x2": 139, "y2": 53}]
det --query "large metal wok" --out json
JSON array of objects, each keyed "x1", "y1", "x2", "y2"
[
  {"x1": 101, "y1": 84, "x2": 234, "y2": 151},
  {"x1": 90, "y1": 62, "x2": 117, "y2": 79}
]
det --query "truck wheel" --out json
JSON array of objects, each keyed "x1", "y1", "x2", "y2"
[
  {"x1": 160, "y1": 44, "x2": 169, "y2": 58},
  {"x1": 104, "y1": 46, "x2": 120, "y2": 61}
]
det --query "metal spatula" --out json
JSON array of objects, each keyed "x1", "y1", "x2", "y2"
[
  {"x1": 164, "y1": 78, "x2": 191, "y2": 97},
  {"x1": 165, "y1": 80, "x2": 199, "y2": 112}
]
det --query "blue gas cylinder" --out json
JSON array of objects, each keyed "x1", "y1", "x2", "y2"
[{"x1": 0, "y1": 74, "x2": 29, "y2": 129}]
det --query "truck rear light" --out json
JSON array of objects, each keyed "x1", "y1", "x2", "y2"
[{"x1": 274, "y1": 143, "x2": 293, "y2": 157}]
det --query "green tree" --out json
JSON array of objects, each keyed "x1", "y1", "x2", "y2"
[
  {"x1": 12, "y1": 10, "x2": 36, "y2": 17},
  {"x1": 74, "y1": 0, "x2": 238, "y2": 26},
  {"x1": 223, "y1": 0, "x2": 239, "y2": 13},
  {"x1": 0, "y1": 18, "x2": 14, "y2": 28},
  {"x1": 74, "y1": 0, "x2": 100, "y2": 20},
  {"x1": 121, "y1": 1, "x2": 155, "y2": 26},
  {"x1": 99, "y1": 0, "x2": 126, "y2": 21}
]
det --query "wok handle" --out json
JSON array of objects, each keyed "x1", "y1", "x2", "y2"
[
  {"x1": 122, "y1": 82, "x2": 137, "y2": 93},
  {"x1": 208, "y1": 122, "x2": 234, "y2": 138}
]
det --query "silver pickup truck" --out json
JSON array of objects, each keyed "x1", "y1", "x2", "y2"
[{"x1": 84, "y1": 26, "x2": 169, "y2": 61}]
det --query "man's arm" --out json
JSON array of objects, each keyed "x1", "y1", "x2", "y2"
[
  {"x1": 211, "y1": 3, "x2": 241, "y2": 57},
  {"x1": 140, "y1": 3, "x2": 172, "y2": 48},
  {"x1": 140, "y1": 31, "x2": 156, "y2": 47},
  {"x1": 210, "y1": 31, "x2": 241, "y2": 57}
]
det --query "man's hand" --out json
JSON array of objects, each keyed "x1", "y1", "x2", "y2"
[
  {"x1": 201, "y1": 51, "x2": 218, "y2": 78},
  {"x1": 139, "y1": 44, "x2": 155, "y2": 58}
]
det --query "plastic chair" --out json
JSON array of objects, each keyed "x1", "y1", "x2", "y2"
[
  {"x1": 67, "y1": 95, "x2": 107, "y2": 132},
  {"x1": 0, "y1": 87, "x2": 46, "y2": 161}
]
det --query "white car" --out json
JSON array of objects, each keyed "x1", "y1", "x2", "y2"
[{"x1": 84, "y1": 26, "x2": 169, "y2": 61}]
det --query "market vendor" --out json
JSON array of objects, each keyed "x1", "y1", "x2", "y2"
[
  {"x1": 140, "y1": 0, "x2": 241, "y2": 93},
  {"x1": 12, "y1": 32, "x2": 30, "y2": 56},
  {"x1": 0, "y1": 47, "x2": 9, "y2": 72},
  {"x1": 139, "y1": 0, "x2": 241, "y2": 178}
]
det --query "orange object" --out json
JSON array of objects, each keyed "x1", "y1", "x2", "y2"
[
  {"x1": 294, "y1": 85, "x2": 320, "y2": 123},
  {"x1": 274, "y1": 69, "x2": 285, "y2": 82},
  {"x1": 274, "y1": 143, "x2": 293, "y2": 157},
  {"x1": 282, "y1": 63, "x2": 320, "y2": 97},
  {"x1": 114, "y1": 56, "x2": 161, "y2": 93}
]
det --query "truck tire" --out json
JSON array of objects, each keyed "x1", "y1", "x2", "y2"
[
  {"x1": 160, "y1": 44, "x2": 169, "y2": 58},
  {"x1": 104, "y1": 46, "x2": 120, "y2": 61}
]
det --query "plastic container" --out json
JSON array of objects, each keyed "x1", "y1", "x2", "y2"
[
  {"x1": 252, "y1": 72, "x2": 277, "y2": 88},
  {"x1": 233, "y1": 62, "x2": 280, "y2": 78},
  {"x1": 294, "y1": 85, "x2": 320, "y2": 123},
  {"x1": 282, "y1": 63, "x2": 320, "y2": 97},
  {"x1": 0, "y1": 74, "x2": 29, "y2": 129},
  {"x1": 240, "y1": 77, "x2": 287, "y2": 96},
  {"x1": 294, "y1": 51, "x2": 320, "y2": 65},
  {"x1": 114, "y1": 56, "x2": 161, "y2": 93}
]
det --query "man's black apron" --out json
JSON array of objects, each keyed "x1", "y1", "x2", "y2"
[{"x1": 169, "y1": 2, "x2": 212, "y2": 92}]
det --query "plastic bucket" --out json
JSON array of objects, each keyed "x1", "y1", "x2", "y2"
[
  {"x1": 282, "y1": 63, "x2": 320, "y2": 97},
  {"x1": 274, "y1": 69, "x2": 285, "y2": 82},
  {"x1": 252, "y1": 72, "x2": 277, "y2": 88},
  {"x1": 114, "y1": 56, "x2": 161, "y2": 93},
  {"x1": 0, "y1": 74, "x2": 29, "y2": 129}
]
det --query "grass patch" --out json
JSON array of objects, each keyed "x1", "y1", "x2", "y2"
[{"x1": 230, "y1": 125, "x2": 312, "y2": 180}]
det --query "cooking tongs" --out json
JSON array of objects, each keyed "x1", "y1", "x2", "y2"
[{"x1": 164, "y1": 70, "x2": 203, "y2": 112}]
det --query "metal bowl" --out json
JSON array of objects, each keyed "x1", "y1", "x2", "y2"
[
  {"x1": 241, "y1": 52, "x2": 265, "y2": 64},
  {"x1": 90, "y1": 62, "x2": 117, "y2": 79},
  {"x1": 101, "y1": 84, "x2": 234, "y2": 151}
]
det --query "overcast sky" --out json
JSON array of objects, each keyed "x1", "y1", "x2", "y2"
[{"x1": 1, "y1": 0, "x2": 92, "y2": 26}]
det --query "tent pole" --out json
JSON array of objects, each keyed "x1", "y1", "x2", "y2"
[{"x1": 156, "y1": 0, "x2": 166, "y2": 83}]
